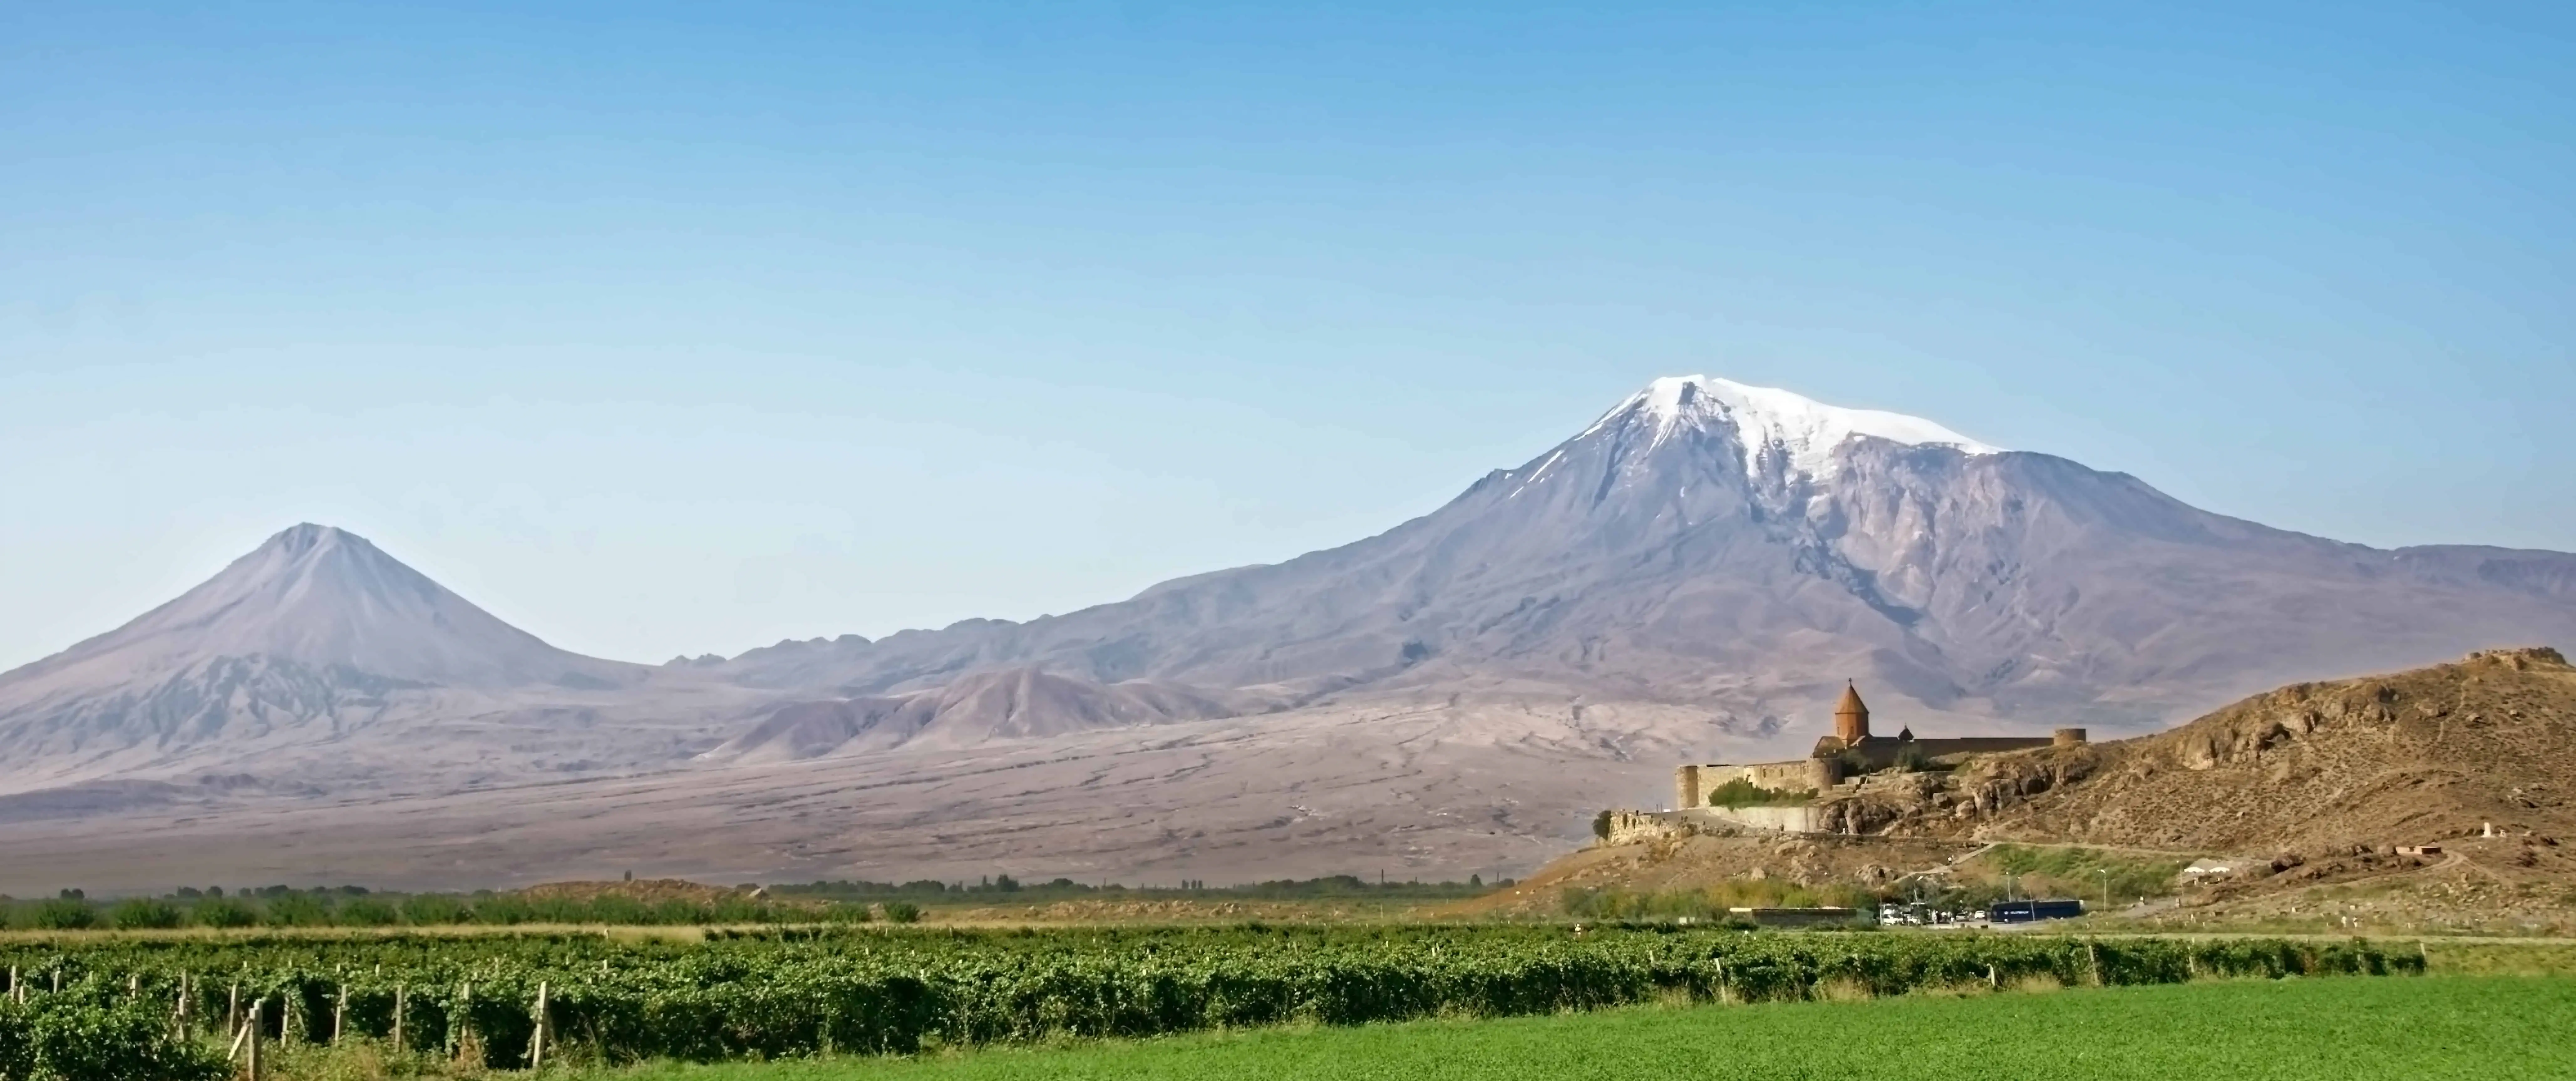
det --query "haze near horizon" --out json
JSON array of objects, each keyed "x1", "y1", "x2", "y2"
[{"x1": 4, "y1": 2, "x2": 2570, "y2": 673}]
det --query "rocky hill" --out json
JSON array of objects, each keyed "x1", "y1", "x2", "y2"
[
  {"x1": 1938, "y1": 647, "x2": 2576, "y2": 853},
  {"x1": 1528, "y1": 648, "x2": 2576, "y2": 926}
]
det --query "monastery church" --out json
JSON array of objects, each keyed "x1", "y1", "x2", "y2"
[{"x1": 1673, "y1": 683, "x2": 2087, "y2": 809}]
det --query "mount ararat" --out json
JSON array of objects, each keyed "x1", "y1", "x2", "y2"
[{"x1": 1, "y1": 375, "x2": 2569, "y2": 891}]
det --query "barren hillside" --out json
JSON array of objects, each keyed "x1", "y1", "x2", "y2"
[{"x1": 1946, "y1": 647, "x2": 2576, "y2": 852}]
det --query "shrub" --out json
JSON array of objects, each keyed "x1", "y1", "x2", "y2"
[
  {"x1": 338, "y1": 897, "x2": 400, "y2": 926},
  {"x1": 190, "y1": 898, "x2": 257, "y2": 929},
  {"x1": 400, "y1": 894, "x2": 470, "y2": 925},
  {"x1": 264, "y1": 893, "x2": 330, "y2": 927},
  {"x1": 28, "y1": 899, "x2": 95, "y2": 930},
  {"x1": 883, "y1": 902, "x2": 922, "y2": 924},
  {"x1": 1705, "y1": 778, "x2": 1810, "y2": 809},
  {"x1": 1592, "y1": 809, "x2": 1614, "y2": 839},
  {"x1": 0, "y1": 995, "x2": 227, "y2": 1081},
  {"x1": 108, "y1": 899, "x2": 183, "y2": 930},
  {"x1": 474, "y1": 895, "x2": 534, "y2": 925}
]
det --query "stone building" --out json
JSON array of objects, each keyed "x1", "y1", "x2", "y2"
[{"x1": 1673, "y1": 683, "x2": 2085, "y2": 809}]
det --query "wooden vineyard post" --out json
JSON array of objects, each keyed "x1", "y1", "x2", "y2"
[
  {"x1": 1986, "y1": 964, "x2": 1998, "y2": 990},
  {"x1": 228, "y1": 982, "x2": 240, "y2": 1033},
  {"x1": 530, "y1": 981, "x2": 549, "y2": 1070},
  {"x1": 333, "y1": 985, "x2": 346, "y2": 1044},
  {"x1": 226, "y1": 1004, "x2": 252, "y2": 1064},
  {"x1": 49, "y1": 970, "x2": 59, "y2": 994},
  {"x1": 392, "y1": 984, "x2": 405, "y2": 1054},
  {"x1": 177, "y1": 971, "x2": 193, "y2": 1040},
  {"x1": 2088, "y1": 941, "x2": 2104, "y2": 986},
  {"x1": 241, "y1": 999, "x2": 264, "y2": 1081},
  {"x1": 1714, "y1": 959, "x2": 1728, "y2": 1004},
  {"x1": 457, "y1": 982, "x2": 472, "y2": 1063},
  {"x1": 129, "y1": 972, "x2": 140, "y2": 998}
]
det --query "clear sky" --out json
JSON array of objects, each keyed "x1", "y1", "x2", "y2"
[{"x1": 3, "y1": 2, "x2": 2570, "y2": 671}]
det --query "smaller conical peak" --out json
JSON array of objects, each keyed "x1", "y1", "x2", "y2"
[
  {"x1": 1583, "y1": 375, "x2": 2002, "y2": 482},
  {"x1": 1835, "y1": 681, "x2": 1869, "y2": 717},
  {"x1": 264, "y1": 523, "x2": 355, "y2": 556}
]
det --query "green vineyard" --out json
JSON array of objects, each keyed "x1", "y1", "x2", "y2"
[{"x1": 0, "y1": 926, "x2": 2421, "y2": 1074}]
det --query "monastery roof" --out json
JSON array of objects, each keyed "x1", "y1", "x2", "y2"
[{"x1": 1834, "y1": 682, "x2": 1868, "y2": 716}]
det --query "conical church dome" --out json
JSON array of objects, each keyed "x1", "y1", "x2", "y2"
[{"x1": 1832, "y1": 681, "x2": 1870, "y2": 743}]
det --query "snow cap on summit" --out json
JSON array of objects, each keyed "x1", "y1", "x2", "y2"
[{"x1": 1586, "y1": 375, "x2": 2002, "y2": 482}]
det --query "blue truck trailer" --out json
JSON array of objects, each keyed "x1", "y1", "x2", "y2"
[{"x1": 1989, "y1": 899, "x2": 2086, "y2": 924}]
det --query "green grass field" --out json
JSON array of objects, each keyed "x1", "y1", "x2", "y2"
[{"x1": 604, "y1": 976, "x2": 2576, "y2": 1081}]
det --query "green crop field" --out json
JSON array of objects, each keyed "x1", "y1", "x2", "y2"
[{"x1": 606, "y1": 976, "x2": 2576, "y2": 1081}]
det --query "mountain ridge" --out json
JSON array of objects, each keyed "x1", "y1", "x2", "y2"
[
  {"x1": 699, "y1": 376, "x2": 2576, "y2": 735},
  {"x1": 2, "y1": 376, "x2": 2573, "y2": 874}
]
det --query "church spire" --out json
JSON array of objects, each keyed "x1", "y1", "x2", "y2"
[{"x1": 1833, "y1": 680, "x2": 1871, "y2": 744}]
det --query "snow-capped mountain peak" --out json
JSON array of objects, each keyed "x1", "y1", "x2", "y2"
[{"x1": 1584, "y1": 374, "x2": 2002, "y2": 482}]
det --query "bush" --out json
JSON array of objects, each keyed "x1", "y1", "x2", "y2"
[
  {"x1": 474, "y1": 895, "x2": 534, "y2": 925},
  {"x1": 1591, "y1": 809, "x2": 1613, "y2": 840},
  {"x1": 28, "y1": 899, "x2": 95, "y2": 931},
  {"x1": 883, "y1": 902, "x2": 922, "y2": 924},
  {"x1": 1705, "y1": 778, "x2": 1811, "y2": 809},
  {"x1": 108, "y1": 899, "x2": 182, "y2": 930},
  {"x1": 264, "y1": 893, "x2": 330, "y2": 927},
  {"x1": 337, "y1": 897, "x2": 399, "y2": 926},
  {"x1": 190, "y1": 899, "x2": 257, "y2": 929},
  {"x1": 0, "y1": 995, "x2": 228, "y2": 1081},
  {"x1": 400, "y1": 894, "x2": 471, "y2": 925}
]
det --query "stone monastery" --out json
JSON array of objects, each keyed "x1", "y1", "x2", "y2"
[{"x1": 1673, "y1": 683, "x2": 2088, "y2": 810}]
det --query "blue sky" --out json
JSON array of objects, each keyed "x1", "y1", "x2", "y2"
[{"x1": 3, "y1": 1, "x2": 2570, "y2": 669}]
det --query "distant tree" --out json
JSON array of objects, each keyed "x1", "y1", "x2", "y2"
[
  {"x1": 264, "y1": 893, "x2": 329, "y2": 927},
  {"x1": 109, "y1": 898, "x2": 183, "y2": 930},
  {"x1": 31, "y1": 898, "x2": 95, "y2": 930},
  {"x1": 883, "y1": 902, "x2": 923, "y2": 924},
  {"x1": 399, "y1": 894, "x2": 470, "y2": 925},
  {"x1": 338, "y1": 898, "x2": 399, "y2": 926},
  {"x1": 1470, "y1": 874, "x2": 1484, "y2": 888},
  {"x1": 192, "y1": 898, "x2": 257, "y2": 929},
  {"x1": 473, "y1": 895, "x2": 534, "y2": 925},
  {"x1": 1592, "y1": 809, "x2": 1615, "y2": 840},
  {"x1": 56, "y1": 888, "x2": 85, "y2": 901}
]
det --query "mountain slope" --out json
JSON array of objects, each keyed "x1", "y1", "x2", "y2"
[
  {"x1": 698, "y1": 667, "x2": 1271, "y2": 765},
  {"x1": 711, "y1": 376, "x2": 2576, "y2": 736},
  {"x1": 0, "y1": 525, "x2": 651, "y2": 780}
]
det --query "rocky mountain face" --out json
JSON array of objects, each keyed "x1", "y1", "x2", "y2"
[
  {"x1": 708, "y1": 375, "x2": 2576, "y2": 734},
  {"x1": 699, "y1": 667, "x2": 1275, "y2": 765}
]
